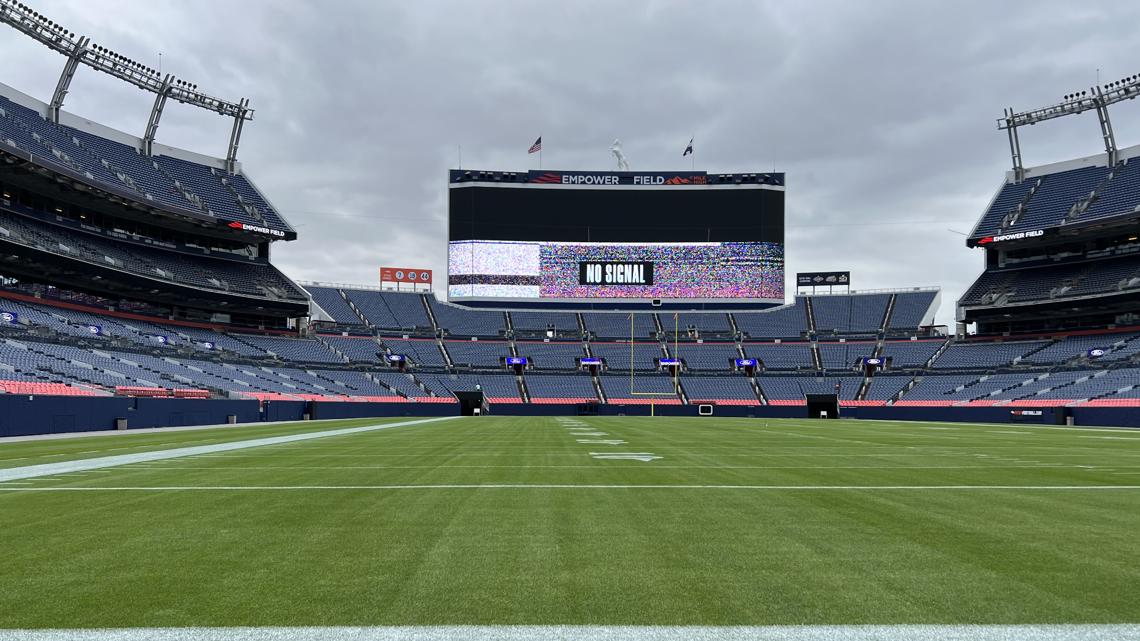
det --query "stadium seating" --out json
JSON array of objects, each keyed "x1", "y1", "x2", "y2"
[
  {"x1": 583, "y1": 313, "x2": 658, "y2": 339},
  {"x1": 443, "y1": 340, "x2": 512, "y2": 368},
  {"x1": 1098, "y1": 335, "x2": 1140, "y2": 362},
  {"x1": 972, "y1": 165, "x2": 1112, "y2": 238},
  {"x1": 881, "y1": 339, "x2": 946, "y2": 368},
  {"x1": 340, "y1": 289, "x2": 431, "y2": 331},
  {"x1": 0, "y1": 95, "x2": 290, "y2": 234},
  {"x1": 961, "y1": 254, "x2": 1140, "y2": 307},
  {"x1": 0, "y1": 209, "x2": 305, "y2": 301},
  {"x1": 743, "y1": 342, "x2": 814, "y2": 370},
  {"x1": 429, "y1": 298, "x2": 506, "y2": 337},
  {"x1": 733, "y1": 301, "x2": 808, "y2": 338},
  {"x1": 231, "y1": 335, "x2": 343, "y2": 363},
  {"x1": 4, "y1": 273, "x2": 1138, "y2": 409},
  {"x1": 525, "y1": 374, "x2": 598, "y2": 403},
  {"x1": 671, "y1": 313, "x2": 733, "y2": 336},
  {"x1": 888, "y1": 290, "x2": 938, "y2": 330},
  {"x1": 416, "y1": 373, "x2": 521, "y2": 403},
  {"x1": 896, "y1": 373, "x2": 1031, "y2": 405},
  {"x1": 929, "y1": 340, "x2": 1049, "y2": 370},
  {"x1": 172, "y1": 327, "x2": 268, "y2": 357},
  {"x1": 381, "y1": 338, "x2": 445, "y2": 367},
  {"x1": 757, "y1": 375, "x2": 861, "y2": 403},
  {"x1": 1020, "y1": 333, "x2": 1137, "y2": 365},
  {"x1": 306, "y1": 286, "x2": 364, "y2": 325},
  {"x1": 864, "y1": 376, "x2": 912, "y2": 401},
  {"x1": 600, "y1": 375, "x2": 681, "y2": 404},
  {"x1": 515, "y1": 341, "x2": 585, "y2": 370},
  {"x1": 672, "y1": 342, "x2": 741, "y2": 371},
  {"x1": 812, "y1": 294, "x2": 889, "y2": 334},
  {"x1": 366, "y1": 371, "x2": 434, "y2": 399},
  {"x1": 681, "y1": 376, "x2": 759, "y2": 405},
  {"x1": 321, "y1": 336, "x2": 383, "y2": 363},
  {"x1": 590, "y1": 342, "x2": 666, "y2": 371},
  {"x1": 0, "y1": 380, "x2": 103, "y2": 396},
  {"x1": 817, "y1": 342, "x2": 876, "y2": 370},
  {"x1": 509, "y1": 310, "x2": 580, "y2": 335}
]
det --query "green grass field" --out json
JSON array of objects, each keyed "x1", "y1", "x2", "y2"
[{"x1": 2, "y1": 415, "x2": 1140, "y2": 631}]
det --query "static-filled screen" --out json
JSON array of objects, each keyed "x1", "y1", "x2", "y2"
[
  {"x1": 448, "y1": 181, "x2": 784, "y2": 301},
  {"x1": 448, "y1": 240, "x2": 784, "y2": 299}
]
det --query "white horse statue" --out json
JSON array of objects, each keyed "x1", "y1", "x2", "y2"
[{"x1": 610, "y1": 138, "x2": 630, "y2": 171}]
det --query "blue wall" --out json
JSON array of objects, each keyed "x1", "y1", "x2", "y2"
[
  {"x1": 0, "y1": 396, "x2": 259, "y2": 437},
  {"x1": 1, "y1": 396, "x2": 1137, "y2": 439},
  {"x1": 261, "y1": 400, "x2": 307, "y2": 423},
  {"x1": 309, "y1": 401, "x2": 458, "y2": 420},
  {"x1": 1071, "y1": 408, "x2": 1140, "y2": 428}
]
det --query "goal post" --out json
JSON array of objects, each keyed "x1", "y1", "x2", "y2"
[{"x1": 627, "y1": 312, "x2": 681, "y2": 416}]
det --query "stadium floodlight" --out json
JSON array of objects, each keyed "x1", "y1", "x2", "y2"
[
  {"x1": 0, "y1": 1, "x2": 253, "y2": 171},
  {"x1": 998, "y1": 76, "x2": 1140, "y2": 181}
]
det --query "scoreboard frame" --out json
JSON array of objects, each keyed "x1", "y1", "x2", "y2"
[{"x1": 446, "y1": 169, "x2": 786, "y2": 308}]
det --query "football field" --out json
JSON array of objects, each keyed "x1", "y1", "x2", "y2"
[{"x1": 2, "y1": 415, "x2": 1140, "y2": 640}]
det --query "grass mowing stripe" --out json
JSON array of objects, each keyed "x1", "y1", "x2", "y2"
[
  {"x1": 0, "y1": 416, "x2": 459, "y2": 483},
  {"x1": 2, "y1": 624, "x2": 1140, "y2": 641},
  {"x1": 0, "y1": 418, "x2": 432, "y2": 469},
  {"x1": 4, "y1": 484, "x2": 1140, "y2": 491},
  {"x1": 3, "y1": 416, "x2": 1139, "y2": 628}
]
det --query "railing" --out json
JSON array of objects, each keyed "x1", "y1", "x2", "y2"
[
  {"x1": 804, "y1": 286, "x2": 940, "y2": 296},
  {"x1": 297, "y1": 280, "x2": 430, "y2": 294}
]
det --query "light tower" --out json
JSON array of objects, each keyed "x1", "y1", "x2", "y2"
[{"x1": 0, "y1": 0, "x2": 254, "y2": 172}]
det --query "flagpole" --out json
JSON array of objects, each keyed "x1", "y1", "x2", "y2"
[{"x1": 691, "y1": 135, "x2": 695, "y2": 171}]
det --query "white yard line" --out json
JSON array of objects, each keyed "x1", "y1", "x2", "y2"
[
  {"x1": 0, "y1": 625, "x2": 1139, "y2": 641},
  {"x1": 88, "y1": 463, "x2": 1096, "y2": 471},
  {"x1": 3, "y1": 484, "x2": 1139, "y2": 492},
  {"x1": 0, "y1": 417, "x2": 460, "y2": 483}
]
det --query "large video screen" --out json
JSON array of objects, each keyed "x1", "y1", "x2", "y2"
[
  {"x1": 449, "y1": 240, "x2": 783, "y2": 299},
  {"x1": 448, "y1": 174, "x2": 784, "y2": 301}
]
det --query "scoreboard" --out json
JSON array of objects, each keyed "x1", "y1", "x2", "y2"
[{"x1": 447, "y1": 169, "x2": 785, "y2": 304}]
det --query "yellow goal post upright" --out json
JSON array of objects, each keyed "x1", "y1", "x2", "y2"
[{"x1": 628, "y1": 311, "x2": 681, "y2": 417}]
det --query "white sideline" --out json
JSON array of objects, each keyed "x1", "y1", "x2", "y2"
[
  {"x1": 3, "y1": 484, "x2": 1140, "y2": 492},
  {"x1": 0, "y1": 416, "x2": 459, "y2": 483},
  {"x1": 0, "y1": 625, "x2": 1138, "y2": 641}
]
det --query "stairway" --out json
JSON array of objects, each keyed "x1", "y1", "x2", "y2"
[
  {"x1": 675, "y1": 378, "x2": 689, "y2": 405},
  {"x1": 338, "y1": 289, "x2": 373, "y2": 327},
  {"x1": 749, "y1": 375, "x2": 767, "y2": 405},
  {"x1": 312, "y1": 334, "x2": 351, "y2": 363},
  {"x1": 421, "y1": 294, "x2": 441, "y2": 335},
  {"x1": 437, "y1": 338, "x2": 453, "y2": 368},
  {"x1": 880, "y1": 294, "x2": 897, "y2": 333},
  {"x1": 592, "y1": 373, "x2": 607, "y2": 404}
]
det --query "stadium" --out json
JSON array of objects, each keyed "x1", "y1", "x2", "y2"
[{"x1": 1, "y1": 2, "x2": 1140, "y2": 640}]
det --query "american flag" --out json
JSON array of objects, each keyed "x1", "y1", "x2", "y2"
[{"x1": 528, "y1": 136, "x2": 542, "y2": 154}]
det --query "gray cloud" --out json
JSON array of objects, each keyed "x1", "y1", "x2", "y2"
[{"x1": 3, "y1": 0, "x2": 1138, "y2": 327}]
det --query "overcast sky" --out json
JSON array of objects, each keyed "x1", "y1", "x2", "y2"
[{"x1": 3, "y1": 0, "x2": 1139, "y2": 327}]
